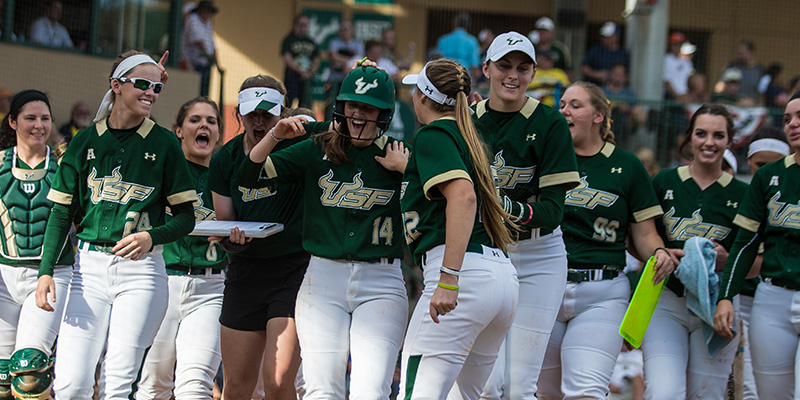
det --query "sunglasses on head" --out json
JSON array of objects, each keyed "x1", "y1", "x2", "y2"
[{"x1": 116, "y1": 77, "x2": 164, "y2": 93}]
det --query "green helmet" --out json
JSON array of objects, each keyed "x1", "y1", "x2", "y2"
[
  {"x1": 9, "y1": 350, "x2": 52, "y2": 400},
  {"x1": 9, "y1": 349, "x2": 50, "y2": 375},
  {"x1": 333, "y1": 66, "x2": 396, "y2": 135}
]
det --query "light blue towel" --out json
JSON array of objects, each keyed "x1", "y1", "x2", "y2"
[{"x1": 674, "y1": 237, "x2": 734, "y2": 356}]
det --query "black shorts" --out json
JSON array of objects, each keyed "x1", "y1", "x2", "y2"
[{"x1": 219, "y1": 251, "x2": 310, "y2": 331}]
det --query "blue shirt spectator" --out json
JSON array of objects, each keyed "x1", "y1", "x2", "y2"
[
  {"x1": 436, "y1": 13, "x2": 480, "y2": 78},
  {"x1": 581, "y1": 22, "x2": 630, "y2": 86}
]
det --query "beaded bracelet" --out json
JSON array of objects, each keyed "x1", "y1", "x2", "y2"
[
  {"x1": 437, "y1": 282, "x2": 459, "y2": 291},
  {"x1": 269, "y1": 128, "x2": 285, "y2": 142},
  {"x1": 440, "y1": 266, "x2": 461, "y2": 277}
]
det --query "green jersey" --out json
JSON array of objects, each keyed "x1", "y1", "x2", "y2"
[
  {"x1": 47, "y1": 118, "x2": 197, "y2": 242},
  {"x1": 474, "y1": 98, "x2": 579, "y2": 239},
  {"x1": 651, "y1": 166, "x2": 748, "y2": 295},
  {"x1": 207, "y1": 133, "x2": 306, "y2": 259},
  {"x1": 562, "y1": 143, "x2": 662, "y2": 268},
  {"x1": 0, "y1": 147, "x2": 73, "y2": 267},
  {"x1": 163, "y1": 161, "x2": 226, "y2": 271},
  {"x1": 721, "y1": 155, "x2": 800, "y2": 298},
  {"x1": 401, "y1": 117, "x2": 489, "y2": 265},
  {"x1": 237, "y1": 135, "x2": 404, "y2": 261}
]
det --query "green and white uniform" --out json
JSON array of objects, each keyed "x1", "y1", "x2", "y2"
[
  {"x1": 0, "y1": 147, "x2": 73, "y2": 399},
  {"x1": 720, "y1": 155, "x2": 800, "y2": 398},
  {"x1": 138, "y1": 161, "x2": 227, "y2": 400},
  {"x1": 474, "y1": 97, "x2": 580, "y2": 400},
  {"x1": 643, "y1": 166, "x2": 747, "y2": 400},
  {"x1": 238, "y1": 131, "x2": 408, "y2": 399},
  {"x1": 399, "y1": 117, "x2": 518, "y2": 400},
  {"x1": 41, "y1": 118, "x2": 198, "y2": 400},
  {"x1": 538, "y1": 142, "x2": 662, "y2": 399}
]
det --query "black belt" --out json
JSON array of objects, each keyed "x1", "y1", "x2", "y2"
[
  {"x1": 764, "y1": 277, "x2": 800, "y2": 291},
  {"x1": 166, "y1": 266, "x2": 223, "y2": 276},
  {"x1": 363, "y1": 258, "x2": 396, "y2": 264},
  {"x1": 567, "y1": 269, "x2": 620, "y2": 283}
]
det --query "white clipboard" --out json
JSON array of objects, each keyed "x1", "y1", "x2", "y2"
[{"x1": 189, "y1": 221, "x2": 284, "y2": 238}]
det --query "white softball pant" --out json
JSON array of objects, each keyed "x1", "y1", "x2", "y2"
[
  {"x1": 136, "y1": 272, "x2": 224, "y2": 400},
  {"x1": 748, "y1": 281, "x2": 800, "y2": 400},
  {"x1": 0, "y1": 264, "x2": 72, "y2": 357},
  {"x1": 400, "y1": 244, "x2": 518, "y2": 400},
  {"x1": 538, "y1": 275, "x2": 630, "y2": 400},
  {"x1": 294, "y1": 256, "x2": 408, "y2": 400},
  {"x1": 739, "y1": 294, "x2": 758, "y2": 400},
  {"x1": 478, "y1": 228, "x2": 568, "y2": 400},
  {"x1": 53, "y1": 247, "x2": 169, "y2": 400},
  {"x1": 641, "y1": 288, "x2": 738, "y2": 400}
]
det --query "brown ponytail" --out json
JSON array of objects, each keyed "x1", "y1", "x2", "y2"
[{"x1": 423, "y1": 59, "x2": 517, "y2": 252}]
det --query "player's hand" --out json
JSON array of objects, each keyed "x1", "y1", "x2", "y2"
[
  {"x1": 228, "y1": 227, "x2": 251, "y2": 245},
  {"x1": 652, "y1": 248, "x2": 677, "y2": 284},
  {"x1": 35, "y1": 275, "x2": 56, "y2": 312},
  {"x1": 375, "y1": 141, "x2": 409, "y2": 173},
  {"x1": 429, "y1": 275, "x2": 459, "y2": 323},
  {"x1": 713, "y1": 299, "x2": 735, "y2": 340},
  {"x1": 351, "y1": 58, "x2": 379, "y2": 70},
  {"x1": 114, "y1": 232, "x2": 154, "y2": 261},
  {"x1": 710, "y1": 239, "x2": 728, "y2": 272},
  {"x1": 273, "y1": 116, "x2": 307, "y2": 140},
  {"x1": 468, "y1": 91, "x2": 483, "y2": 106},
  {"x1": 157, "y1": 51, "x2": 170, "y2": 84}
]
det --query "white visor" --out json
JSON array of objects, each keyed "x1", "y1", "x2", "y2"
[
  {"x1": 238, "y1": 87, "x2": 284, "y2": 116},
  {"x1": 402, "y1": 62, "x2": 456, "y2": 107},
  {"x1": 723, "y1": 149, "x2": 738, "y2": 175},
  {"x1": 748, "y1": 138, "x2": 791, "y2": 158}
]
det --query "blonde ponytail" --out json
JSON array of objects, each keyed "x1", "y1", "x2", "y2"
[{"x1": 570, "y1": 82, "x2": 616, "y2": 145}]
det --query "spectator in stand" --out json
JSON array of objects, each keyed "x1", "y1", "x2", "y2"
[
  {"x1": 0, "y1": 88, "x2": 11, "y2": 119},
  {"x1": 478, "y1": 28, "x2": 495, "y2": 62},
  {"x1": 329, "y1": 20, "x2": 364, "y2": 86},
  {"x1": 181, "y1": 1, "x2": 218, "y2": 97},
  {"x1": 58, "y1": 101, "x2": 91, "y2": 144},
  {"x1": 381, "y1": 27, "x2": 414, "y2": 71},
  {"x1": 760, "y1": 63, "x2": 789, "y2": 109},
  {"x1": 281, "y1": 14, "x2": 320, "y2": 109},
  {"x1": 532, "y1": 17, "x2": 572, "y2": 79},
  {"x1": 29, "y1": 0, "x2": 73, "y2": 48},
  {"x1": 436, "y1": 12, "x2": 480, "y2": 80},
  {"x1": 581, "y1": 22, "x2": 629, "y2": 86},
  {"x1": 527, "y1": 50, "x2": 569, "y2": 108},
  {"x1": 663, "y1": 32, "x2": 694, "y2": 101},
  {"x1": 604, "y1": 63, "x2": 646, "y2": 139},
  {"x1": 713, "y1": 68, "x2": 755, "y2": 106},
  {"x1": 684, "y1": 73, "x2": 710, "y2": 104},
  {"x1": 351, "y1": 40, "x2": 399, "y2": 81},
  {"x1": 718, "y1": 40, "x2": 763, "y2": 104}
]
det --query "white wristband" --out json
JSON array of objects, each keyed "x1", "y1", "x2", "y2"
[{"x1": 440, "y1": 266, "x2": 461, "y2": 277}]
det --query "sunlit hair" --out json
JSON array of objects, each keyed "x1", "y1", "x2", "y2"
[
  {"x1": 678, "y1": 104, "x2": 735, "y2": 161},
  {"x1": 421, "y1": 58, "x2": 517, "y2": 251},
  {"x1": 567, "y1": 81, "x2": 615, "y2": 145}
]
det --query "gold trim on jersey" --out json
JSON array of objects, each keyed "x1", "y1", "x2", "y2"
[
  {"x1": 600, "y1": 142, "x2": 615, "y2": 158},
  {"x1": 784, "y1": 154, "x2": 798, "y2": 168},
  {"x1": 374, "y1": 135, "x2": 389, "y2": 150},
  {"x1": 167, "y1": 189, "x2": 198, "y2": 205},
  {"x1": 11, "y1": 168, "x2": 47, "y2": 181},
  {"x1": 520, "y1": 98, "x2": 540, "y2": 119},
  {"x1": 96, "y1": 117, "x2": 155, "y2": 138},
  {"x1": 677, "y1": 165, "x2": 733, "y2": 187},
  {"x1": 633, "y1": 205, "x2": 663, "y2": 223},
  {"x1": 47, "y1": 189, "x2": 73, "y2": 205},
  {"x1": 263, "y1": 158, "x2": 278, "y2": 179},
  {"x1": 423, "y1": 170, "x2": 472, "y2": 200},
  {"x1": 0, "y1": 201, "x2": 18, "y2": 257},
  {"x1": 476, "y1": 100, "x2": 488, "y2": 117},
  {"x1": 540, "y1": 171, "x2": 580, "y2": 189},
  {"x1": 734, "y1": 213, "x2": 760, "y2": 233}
]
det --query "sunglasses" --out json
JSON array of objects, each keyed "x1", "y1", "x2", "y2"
[{"x1": 116, "y1": 77, "x2": 164, "y2": 93}]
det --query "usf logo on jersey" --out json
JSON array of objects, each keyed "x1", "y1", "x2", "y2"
[
  {"x1": 238, "y1": 186, "x2": 276, "y2": 202},
  {"x1": 318, "y1": 170, "x2": 394, "y2": 210},
  {"x1": 492, "y1": 151, "x2": 536, "y2": 189},
  {"x1": 354, "y1": 77, "x2": 379, "y2": 94},
  {"x1": 565, "y1": 177, "x2": 619, "y2": 209},
  {"x1": 193, "y1": 192, "x2": 216, "y2": 222},
  {"x1": 662, "y1": 207, "x2": 731, "y2": 241},
  {"x1": 87, "y1": 166, "x2": 154, "y2": 205},
  {"x1": 767, "y1": 191, "x2": 800, "y2": 229}
]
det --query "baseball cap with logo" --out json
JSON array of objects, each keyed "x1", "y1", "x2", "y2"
[
  {"x1": 485, "y1": 31, "x2": 537, "y2": 64},
  {"x1": 238, "y1": 87, "x2": 284, "y2": 116},
  {"x1": 721, "y1": 68, "x2": 743, "y2": 83},
  {"x1": 535, "y1": 17, "x2": 555, "y2": 31},
  {"x1": 600, "y1": 22, "x2": 619, "y2": 37}
]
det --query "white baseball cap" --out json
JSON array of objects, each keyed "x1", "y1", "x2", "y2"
[
  {"x1": 238, "y1": 87, "x2": 284, "y2": 116},
  {"x1": 600, "y1": 22, "x2": 618, "y2": 37},
  {"x1": 721, "y1": 68, "x2": 743, "y2": 83},
  {"x1": 485, "y1": 31, "x2": 537, "y2": 64},
  {"x1": 535, "y1": 17, "x2": 555, "y2": 31},
  {"x1": 680, "y1": 41, "x2": 697, "y2": 55}
]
